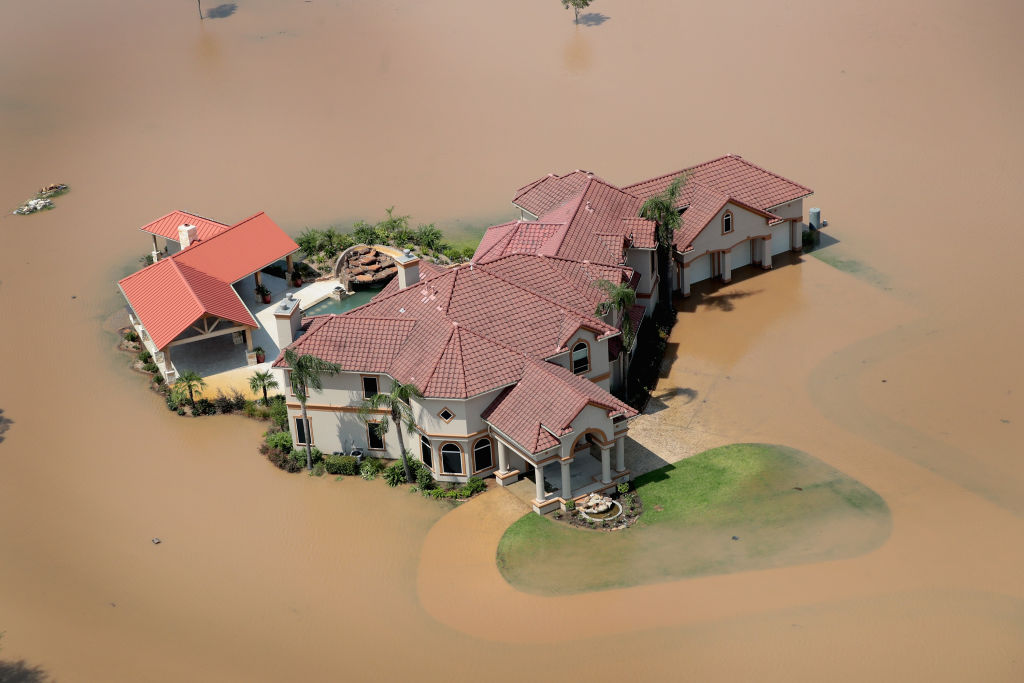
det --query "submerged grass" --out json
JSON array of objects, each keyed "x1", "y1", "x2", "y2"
[{"x1": 496, "y1": 444, "x2": 890, "y2": 595}]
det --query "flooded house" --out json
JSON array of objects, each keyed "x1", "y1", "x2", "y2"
[{"x1": 273, "y1": 155, "x2": 813, "y2": 513}]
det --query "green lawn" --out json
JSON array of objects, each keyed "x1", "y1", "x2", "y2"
[{"x1": 496, "y1": 444, "x2": 890, "y2": 595}]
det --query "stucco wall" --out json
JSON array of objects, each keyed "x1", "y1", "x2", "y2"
[
  {"x1": 625, "y1": 247, "x2": 659, "y2": 314},
  {"x1": 686, "y1": 203, "x2": 770, "y2": 263}
]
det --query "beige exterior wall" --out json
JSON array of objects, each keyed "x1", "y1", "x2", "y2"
[
  {"x1": 624, "y1": 247, "x2": 659, "y2": 315},
  {"x1": 546, "y1": 328, "x2": 612, "y2": 391}
]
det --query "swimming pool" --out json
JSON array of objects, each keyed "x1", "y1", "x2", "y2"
[{"x1": 302, "y1": 285, "x2": 383, "y2": 316}]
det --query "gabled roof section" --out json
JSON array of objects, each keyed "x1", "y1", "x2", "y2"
[
  {"x1": 473, "y1": 221, "x2": 569, "y2": 264},
  {"x1": 673, "y1": 182, "x2": 783, "y2": 251},
  {"x1": 624, "y1": 154, "x2": 813, "y2": 213},
  {"x1": 120, "y1": 210, "x2": 297, "y2": 350},
  {"x1": 620, "y1": 217, "x2": 657, "y2": 249},
  {"x1": 173, "y1": 212, "x2": 299, "y2": 284},
  {"x1": 512, "y1": 170, "x2": 600, "y2": 217},
  {"x1": 138, "y1": 210, "x2": 230, "y2": 242},
  {"x1": 482, "y1": 359, "x2": 637, "y2": 454},
  {"x1": 118, "y1": 258, "x2": 257, "y2": 350}
]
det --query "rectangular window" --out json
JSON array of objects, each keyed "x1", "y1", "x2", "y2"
[
  {"x1": 367, "y1": 422, "x2": 385, "y2": 450},
  {"x1": 295, "y1": 417, "x2": 311, "y2": 445},
  {"x1": 362, "y1": 376, "x2": 379, "y2": 399}
]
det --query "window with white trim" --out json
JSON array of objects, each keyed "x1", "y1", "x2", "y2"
[
  {"x1": 722, "y1": 211, "x2": 733, "y2": 234},
  {"x1": 572, "y1": 341, "x2": 590, "y2": 375},
  {"x1": 295, "y1": 417, "x2": 311, "y2": 445}
]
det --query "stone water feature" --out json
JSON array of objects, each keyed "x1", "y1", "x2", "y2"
[
  {"x1": 335, "y1": 246, "x2": 398, "y2": 290},
  {"x1": 578, "y1": 493, "x2": 622, "y2": 521}
]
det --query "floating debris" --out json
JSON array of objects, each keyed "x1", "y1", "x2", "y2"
[
  {"x1": 13, "y1": 198, "x2": 54, "y2": 215},
  {"x1": 151, "y1": 537, "x2": 161, "y2": 545},
  {"x1": 37, "y1": 183, "x2": 69, "y2": 198},
  {"x1": 731, "y1": 535, "x2": 740, "y2": 541}
]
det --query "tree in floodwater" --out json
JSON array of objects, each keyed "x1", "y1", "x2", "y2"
[
  {"x1": 283, "y1": 349, "x2": 341, "y2": 470},
  {"x1": 562, "y1": 0, "x2": 593, "y2": 24}
]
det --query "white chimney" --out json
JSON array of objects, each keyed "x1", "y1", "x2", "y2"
[
  {"x1": 177, "y1": 224, "x2": 198, "y2": 248},
  {"x1": 395, "y1": 250, "x2": 420, "y2": 289}
]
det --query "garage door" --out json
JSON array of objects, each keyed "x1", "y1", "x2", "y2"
[
  {"x1": 771, "y1": 223, "x2": 792, "y2": 255},
  {"x1": 731, "y1": 240, "x2": 753, "y2": 269},
  {"x1": 687, "y1": 254, "x2": 711, "y2": 285}
]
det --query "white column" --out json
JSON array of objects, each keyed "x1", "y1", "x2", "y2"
[
  {"x1": 535, "y1": 463, "x2": 545, "y2": 502},
  {"x1": 681, "y1": 262, "x2": 691, "y2": 297},
  {"x1": 497, "y1": 441, "x2": 509, "y2": 473},
  {"x1": 762, "y1": 237, "x2": 773, "y2": 269},
  {"x1": 615, "y1": 436, "x2": 625, "y2": 472},
  {"x1": 560, "y1": 460, "x2": 572, "y2": 500},
  {"x1": 600, "y1": 445, "x2": 611, "y2": 484},
  {"x1": 790, "y1": 220, "x2": 801, "y2": 252},
  {"x1": 721, "y1": 251, "x2": 732, "y2": 283}
]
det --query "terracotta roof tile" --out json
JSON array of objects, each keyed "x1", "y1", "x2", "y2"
[
  {"x1": 512, "y1": 170, "x2": 599, "y2": 217},
  {"x1": 482, "y1": 359, "x2": 637, "y2": 454},
  {"x1": 138, "y1": 210, "x2": 230, "y2": 242}
]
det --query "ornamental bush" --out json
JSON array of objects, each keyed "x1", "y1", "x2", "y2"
[
  {"x1": 325, "y1": 455, "x2": 358, "y2": 476},
  {"x1": 462, "y1": 476, "x2": 486, "y2": 496},
  {"x1": 360, "y1": 457, "x2": 383, "y2": 480},
  {"x1": 290, "y1": 446, "x2": 323, "y2": 469},
  {"x1": 617, "y1": 481, "x2": 630, "y2": 495},
  {"x1": 194, "y1": 398, "x2": 216, "y2": 415},
  {"x1": 383, "y1": 461, "x2": 406, "y2": 487},
  {"x1": 265, "y1": 430, "x2": 293, "y2": 453},
  {"x1": 269, "y1": 400, "x2": 288, "y2": 431},
  {"x1": 416, "y1": 466, "x2": 435, "y2": 491}
]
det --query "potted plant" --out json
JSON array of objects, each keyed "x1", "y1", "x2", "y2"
[
  {"x1": 253, "y1": 346, "x2": 266, "y2": 364},
  {"x1": 291, "y1": 272, "x2": 303, "y2": 287},
  {"x1": 255, "y1": 283, "x2": 271, "y2": 304}
]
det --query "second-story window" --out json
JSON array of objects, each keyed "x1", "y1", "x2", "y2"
[
  {"x1": 722, "y1": 211, "x2": 733, "y2": 234},
  {"x1": 572, "y1": 341, "x2": 590, "y2": 375},
  {"x1": 362, "y1": 376, "x2": 378, "y2": 399}
]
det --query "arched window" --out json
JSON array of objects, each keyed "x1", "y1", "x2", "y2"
[
  {"x1": 440, "y1": 443, "x2": 463, "y2": 475},
  {"x1": 420, "y1": 434, "x2": 433, "y2": 469},
  {"x1": 473, "y1": 438, "x2": 493, "y2": 472},
  {"x1": 722, "y1": 211, "x2": 733, "y2": 234},
  {"x1": 572, "y1": 341, "x2": 590, "y2": 375}
]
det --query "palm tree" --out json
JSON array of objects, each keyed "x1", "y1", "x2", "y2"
[
  {"x1": 639, "y1": 174, "x2": 688, "y2": 316},
  {"x1": 248, "y1": 370, "x2": 279, "y2": 405},
  {"x1": 595, "y1": 279, "x2": 637, "y2": 400},
  {"x1": 283, "y1": 349, "x2": 341, "y2": 470},
  {"x1": 359, "y1": 380, "x2": 422, "y2": 483},
  {"x1": 173, "y1": 371, "x2": 206, "y2": 409}
]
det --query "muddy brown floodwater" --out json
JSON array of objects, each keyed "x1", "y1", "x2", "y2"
[{"x1": 1, "y1": 0, "x2": 1023, "y2": 681}]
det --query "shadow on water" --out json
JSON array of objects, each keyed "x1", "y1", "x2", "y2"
[
  {"x1": 577, "y1": 13, "x2": 610, "y2": 26},
  {"x1": 0, "y1": 409, "x2": 11, "y2": 444},
  {"x1": 644, "y1": 387, "x2": 698, "y2": 414},
  {"x1": 0, "y1": 657, "x2": 52, "y2": 683},
  {"x1": 684, "y1": 288, "x2": 762, "y2": 313},
  {"x1": 205, "y1": 3, "x2": 237, "y2": 19}
]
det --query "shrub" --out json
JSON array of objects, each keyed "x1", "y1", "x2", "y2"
[
  {"x1": 243, "y1": 400, "x2": 259, "y2": 418},
  {"x1": 383, "y1": 461, "x2": 406, "y2": 487},
  {"x1": 269, "y1": 400, "x2": 288, "y2": 431},
  {"x1": 416, "y1": 467, "x2": 435, "y2": 491},
  {"x1": 176, "y1": 407, "x2": 186, "y2": 416},
  {"x1": 325, "y1": 455, "x2": 358, "y2": 476},
  {"x1": 194, "y1": 398, "x2": 216, "y2": 415},
  {"x1": 268, "y1": 447, "x2": 301, "y2": 472},
  {"x1": 617, "y1": 482, "x2": 630, "y2": 495},
  {"x1": 553, "y1": 510, "x2": 563, "y2": 519},
  {"x1": 141, "y1": 361, "x2": 159, "y2": 374},
  {"x1": 265, "y1": 430, "x2": 293, "y2": 453},
  {"x1": 360, "y1": 457, "x2": 383, "y2": 480},
  {"x1": 312, "y1": 461, "x2": 326, "y2": 477},
  {"x1": 565, "y1": 499, "x2": 576, "y2": 512},
  {"x1": 137, "y1": 350, "x2": 152, "y2": 363},
  {"x1": 231, "y1": 391, "x2": 248, "y2": 411},
  {"x1": 152, "y1": 374, "x2": 164, "y2": 386},
  {"x1": 213, "y1": 391, "x2": 233, "y2": 414},
  {"x1": 165, "y1": 395, "x2": 178, "y2": 411},
  {"x1": 290, "y1": 446, "x2": 323, "y2": 469},
  {"x1": 462, "y1": 476, "x2": 486, "y2": 497},
  {"x1": 124, "y1": 329, "x2": 140, "y2": 342}
]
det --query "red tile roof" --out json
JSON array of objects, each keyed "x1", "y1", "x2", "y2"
[
  {"x1": 172, "y1": 212, "x2": 299, "y2": 283},
  {"x1": 119, "y1": 211, "x2": 298, "y2": 350},
  {"x1": 118, "y1": 258, "x2": 257, "y2": 349},
  {"x1": 512, "y1": 170, "x2": 600, "y2": 217},
  {"x1": 624, "y1": 154, "x2": 813, "y2": 212},
  {"x1": 482, "y1": 359, "x2": 637, "y2": 454},
  {"x1": 138, "y1": 210, "x2": 231, "y2": 242}
]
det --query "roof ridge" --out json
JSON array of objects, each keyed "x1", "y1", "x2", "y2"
[
  {"x1": 475, "y1": 263, "x2": 614, "y2": 335},
  {"x1": 623, "y1": 155, "x2": 734, "y2": 190},
  {"x1": 166, "y1": 258, "x2": 206, "y2": 314},
  {"x1": 727, "y1": 156, "x2": 815, "y2": 197}
]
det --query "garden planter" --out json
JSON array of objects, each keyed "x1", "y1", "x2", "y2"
[
  {"x1": 261, "y1": 294, "x2": 271, "y2": 304},
  {"x1": 255, "y1": 352, "x2": 266, "y2": 363}
]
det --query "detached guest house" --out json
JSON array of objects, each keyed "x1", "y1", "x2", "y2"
[
  {"x1": 273, "y1": 155, "x2": 813, "y2": 514},
  {"x1": 118, "y1": 211, "x2": 299, "y2": 382}
]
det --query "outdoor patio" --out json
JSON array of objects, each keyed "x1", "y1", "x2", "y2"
[{"x1": 162, "y1": 272, "x2": 342, "y2": 386}]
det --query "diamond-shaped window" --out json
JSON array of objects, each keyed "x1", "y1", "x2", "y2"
[{"x1": 439, "y1": 408, "x2": 455, "y2": 422}]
